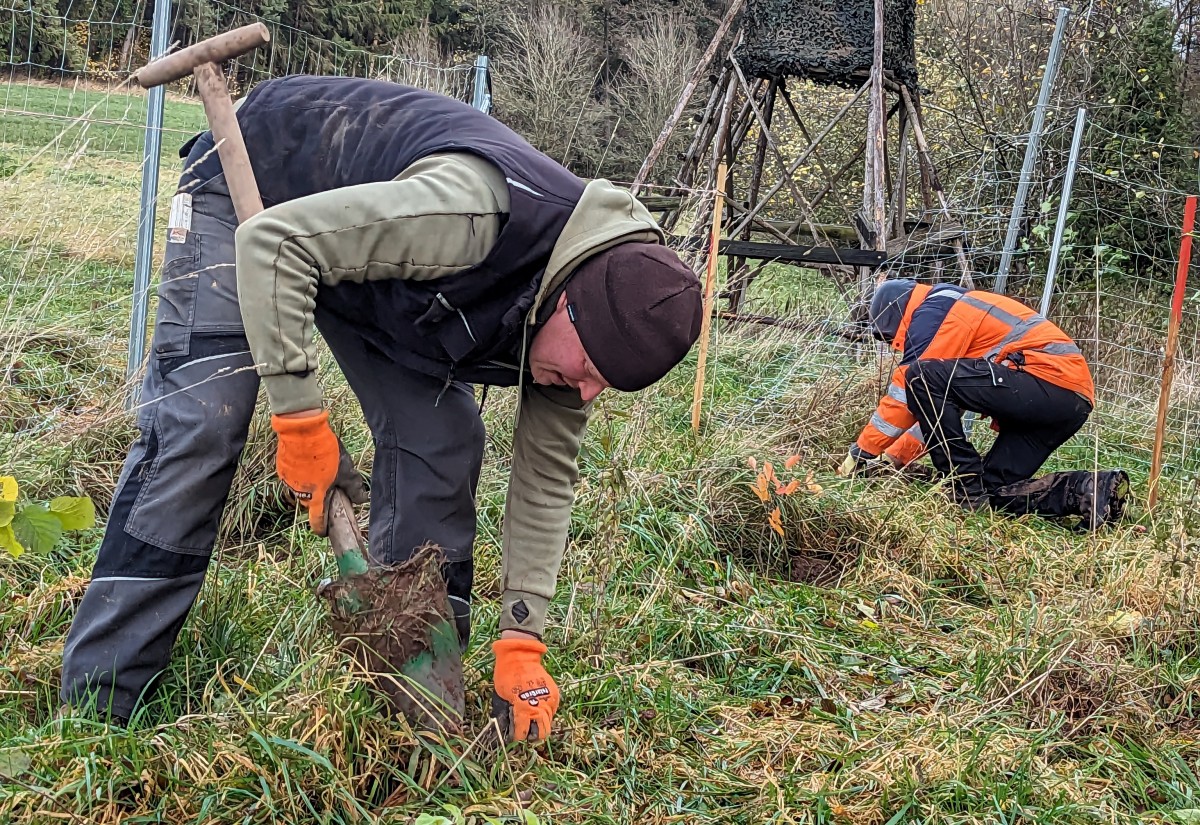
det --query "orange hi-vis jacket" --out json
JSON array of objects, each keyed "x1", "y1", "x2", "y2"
[{"x1": 858, "y1": 283, "x2": 1095, "y2": 463}]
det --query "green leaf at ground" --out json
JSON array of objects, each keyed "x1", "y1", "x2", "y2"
[
  {"x1": 12, "y1": 505, "x2": 62, "y2": 554},
  {"x1": 49, "y1": 496, "x2": 96, "y2": 531},
  {"x1": 0, "y1": 523, "x2": 22, "y2": 558},
  {"x1": 0, "y1": 476, "x2": 16, "y2": 529}
]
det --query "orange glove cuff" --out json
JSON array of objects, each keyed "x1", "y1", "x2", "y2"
[
  {"x1": 271, "y1": 410, "x2": 340, "y2": 534},
  {"x1": 270, "y1": 408, "x2": 330, "y2": 437},
  {"x1": 493, "y1": 637, "x2": 549, "y2": 660}
]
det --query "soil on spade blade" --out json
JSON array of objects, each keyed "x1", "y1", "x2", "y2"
[{"x1": 320, "y1": 544, "x2": 466, "y2": 734}]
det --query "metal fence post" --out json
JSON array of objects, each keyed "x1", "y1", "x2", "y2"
[
  {"x1": 126, "y1": 0, "x2": 173, "y2": 408},
  {"x1": 994, "y1": 5, "x2": 1071, "y2": 294},
  {"x1": 471, "y1": 54, "x2": 491, "y2": 114},
  {"x1": 1040, "y1": 107, "x2": 1087, "y2": 318}
]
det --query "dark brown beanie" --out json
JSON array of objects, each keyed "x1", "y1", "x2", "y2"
[{"x1": 565, "y1": 242, "x2": 703, "y2": 392}]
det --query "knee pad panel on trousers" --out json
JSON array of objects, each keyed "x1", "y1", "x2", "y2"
[
  {"x1": 94, "y1": 425, "x2": 212, "y2": 579},
  {"x1": 903, "y1": 359, "x2": 957, "y2": 416},
  {"x1": 904, "y1": 358, "x2": 952, "y2": 393},
  {"x1": 125, "y1": 335, "x2": 258, "y2": 555}
]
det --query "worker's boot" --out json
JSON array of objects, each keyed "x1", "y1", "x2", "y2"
[
  {"x1": 1071, "y1": 469, "x2": 1131, "y2": 529},
  {"x1": 958, "y1": 493, "x2": 991, "y2": 513},
  {"x1": 946, "y1": 469, "x2": 989, "y2": 513},
  {"x1": 991, "y1": 470, "x2": 1130, "y2": 529}
]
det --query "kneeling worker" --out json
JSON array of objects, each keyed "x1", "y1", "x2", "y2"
[{"x1": 839, "y1": 278, "x2": 1128, "y2": 528}]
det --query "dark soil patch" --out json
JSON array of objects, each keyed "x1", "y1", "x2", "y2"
[{"x1": 789, "y1": 548, "x2": 849, "y2": 587}]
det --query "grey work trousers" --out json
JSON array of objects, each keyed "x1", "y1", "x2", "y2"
[{"x1": 60, "y1": 175, "x2": 483, "y2": 722}]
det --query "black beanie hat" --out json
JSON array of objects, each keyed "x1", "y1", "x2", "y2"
[
  {"x1": 868, "y1": 278, "x2": 918, "y2": 343},
  {"x1": 565, "y1": 242, "x2": 703, "y2": 392}
]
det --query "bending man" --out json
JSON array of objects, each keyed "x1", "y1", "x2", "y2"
[{"x1": 60, "y1": 76, "x2": 703, "y2": 740}]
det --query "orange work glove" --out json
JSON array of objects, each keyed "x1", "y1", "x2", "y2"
[
  {"x1": 271, "y1": 409, "x2": 366, "y2": 536},
  {"x1": 491, "y1": 637, "x2": 560, "y2": 743}
]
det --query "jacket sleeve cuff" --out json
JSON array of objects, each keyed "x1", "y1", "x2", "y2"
[
  {"x1": 849, "y1": 443, "x2": 877, "y2": 461},
  {"x1": 498, "y1": 589, "x2": 549, "y2": 638},
  {"x1": 262, "y1": 373, "x2": 325, "y2": 415}
]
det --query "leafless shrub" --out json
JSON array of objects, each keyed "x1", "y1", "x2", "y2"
[
  {"x1": 375, "y1": 22, "x2": 474, "y2": 101},
  {"x1": 488, "y1": 2, "x2": 607, "y2": 171},
  {"x1": 607, "y1": 10, "x2": 702, "y2": 179}
]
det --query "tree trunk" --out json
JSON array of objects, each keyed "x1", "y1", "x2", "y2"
[{"x1": 120, "y1": 24, "x2": 138, "y2": 73}]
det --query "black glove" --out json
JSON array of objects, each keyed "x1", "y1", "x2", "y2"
[{"x1": 838, "y1": 445, "x2": 878, "y2": 477}]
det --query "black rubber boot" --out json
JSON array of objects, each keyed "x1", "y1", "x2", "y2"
[{"x1": 991, "y1": 470, "x2": 1131, "y2": 529}]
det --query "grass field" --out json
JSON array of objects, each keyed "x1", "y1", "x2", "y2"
[{"x1": 3, "y1": 80, "x2": 1200, "y2": 825}]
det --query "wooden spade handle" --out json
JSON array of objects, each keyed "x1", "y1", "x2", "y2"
[
  {"x1": 133, "y1": 23, "x2": 270, "y2": 89},
  {"x1": 327, "y1": 488, "x2": 369, "y2": 578}
]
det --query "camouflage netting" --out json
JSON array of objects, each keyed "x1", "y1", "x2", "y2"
[{"x1": 735, "y1": 0, "x2": 918, "y2": 90}]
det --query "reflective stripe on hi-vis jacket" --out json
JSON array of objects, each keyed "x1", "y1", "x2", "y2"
[
  {"x1": 885, "y1": 424, "x2": 926, "y2": 466},
  {"x1": 856, "y1": 284, "x2": 1094, "y2": 458}
]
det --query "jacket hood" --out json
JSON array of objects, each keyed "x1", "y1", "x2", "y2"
[
  {"x1": 526, "y1": 179, "x2": 664, "y2": 324},
  {"x1": 869, "y1": 279, "x2": 919, "y2": 344}
]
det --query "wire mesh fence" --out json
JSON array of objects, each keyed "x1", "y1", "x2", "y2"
[
  {"x1": 1, "y1": 1, "x2": 487, "y2": 489},
  {"x1": 3, "y1": 0, "x2": 1198, "y2": 509},
  {"x1": 856, "y1": 107, "x2": 1200, "y2": 483},
  {"x1": 1011, "y1": 122, "x2": 1200, "y2": 481},
  {"x1": 672, "y1": 67, "x2": 1200, "y2": 499}
]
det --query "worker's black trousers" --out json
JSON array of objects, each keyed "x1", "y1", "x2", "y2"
[
  {"x1": 904, "y1": 358, "x2": 1092, "y2": 504},
  {"x1": 60, "y1": 175, "x2": 481, "y2": 723}
]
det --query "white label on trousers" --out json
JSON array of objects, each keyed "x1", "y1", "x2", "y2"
[{"x1": 167, "y1": 192, "x2": 192, "y2": 243}]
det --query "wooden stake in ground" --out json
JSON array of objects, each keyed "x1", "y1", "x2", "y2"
[
  {"x1": 1148, "y1": 193, "x2": 1197, "y2": 511},
  {"x1": 692, "y1": 162, "x2": 728, "y2": 435}
]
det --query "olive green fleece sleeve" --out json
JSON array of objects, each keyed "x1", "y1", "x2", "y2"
[
  {"x1": 233, "y1": 152, "x2": 510, "y2": 413},
  {"x1": 499, "y1": 382, "x2": 592, "y2": 636}
]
